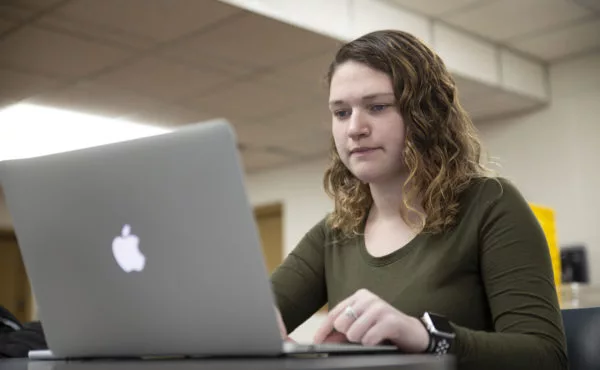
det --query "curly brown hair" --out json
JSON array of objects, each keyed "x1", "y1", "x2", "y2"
[{"x1": 323, "y1": 30, "x2": 494, "y2": 238}]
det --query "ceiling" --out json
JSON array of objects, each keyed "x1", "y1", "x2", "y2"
[
  {"x1": 0, "y1": 0, "x2": 594, "y2": 175},
  {"x1": 0, "y1": 0, "x2": 340, "y2": 173},
  {"x1": 388, "y1": 0, "x2": 600, "y2": 62}
]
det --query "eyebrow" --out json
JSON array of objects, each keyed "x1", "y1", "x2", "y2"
[{"x1": 328, "y1": 92, "x2": 395, "y2": 107}]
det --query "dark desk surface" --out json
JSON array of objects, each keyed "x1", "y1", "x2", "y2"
[{"x1": 1, "y1": 354, "x2": 454, "y2": 370}]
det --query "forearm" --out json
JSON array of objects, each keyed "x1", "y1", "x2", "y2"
[
  {"x1": 269, "y1": 219, "x2": 328, "y2": 333},
  {"x1": 270, "y1": 252, "x2": 327, "y2": 333},
  {"x1": 452, "y1": 324, "x2": 568, "y2": 370}
]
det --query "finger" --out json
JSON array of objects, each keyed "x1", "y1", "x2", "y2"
[
  {"x1": 321, "y1": 330, "x2": 349, "y2": 344},
  {"x1": 360, "y1": 319, "x2": 395, "y2": 347},
  {"x1": 313, "y1": 295, "x2": 359, "y2": 343},
  {"x1": 313, "y1": 289, "x2": 378, "y2": 344},
  {"x1": 331, "y1": 296, "x2": 377, "y2": 340},
  {"x1": 345, "y1": 304, "x2": 381, "y2": 343},
  {"x1": 274, "y1": 306, "x2": 287, "y2": 340}
]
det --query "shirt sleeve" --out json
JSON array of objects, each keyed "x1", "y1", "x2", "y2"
[
  {"x1": 269, "y1": 218, "x2": 328, "y2": 334},
  {"x1": 451, "y1": 178, "x2": 568, "y2": 370}
]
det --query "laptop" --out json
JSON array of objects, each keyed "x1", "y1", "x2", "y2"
[{"x1": 0, "y1": 119, "x2": 397, "y2": 360}]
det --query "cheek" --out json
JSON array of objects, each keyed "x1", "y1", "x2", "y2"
[
  {"x1": 381, "y1": 124, "x2": 406, "y2": 152},
  {"x1": 331, "y1": 126, "x2": 346, "y2": 154},
  {"x1": 390, "y1": 117, "x2": 407, "y2": 153}
]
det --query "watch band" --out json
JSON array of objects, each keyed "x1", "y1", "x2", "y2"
[
  {"x1": 420, "y1": 312, "x2": 455, "y2": 356},
  {"x1": 428, "y1": 333, "x2": 452, "y2": 355}
]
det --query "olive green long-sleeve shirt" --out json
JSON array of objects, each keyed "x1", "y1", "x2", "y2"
[{"x1": 270, "y1": 177, "x2": 568, "y2": 370}]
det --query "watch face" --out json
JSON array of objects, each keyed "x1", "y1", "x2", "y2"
[{"x1": 429, "y1": 313, "x2": 453, "y2": 334}]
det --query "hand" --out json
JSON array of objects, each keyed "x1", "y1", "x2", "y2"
[
  {"x1": 275, "y1": 306, "x2": 296, "y2": 343},
  {"x1": 313, "y1": 289, "x2": 430, "y2": 352}
]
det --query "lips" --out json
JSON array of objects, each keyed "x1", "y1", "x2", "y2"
[{"x1": 350, "y1": 147, "x2": 379, "y2": 155}]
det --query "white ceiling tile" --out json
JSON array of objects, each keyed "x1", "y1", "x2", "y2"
[
  {"x1": 8, "y1": 0, "x2": 65, "y2": 10},
  {"x1": 443, "y1": 0, "x2": 591, "y2": 41},
  {"x1": 260, "y1": 51, "x2": 334, "y2": 101},
  {"x1": 0, "y1": 0, "x2": 55, "y2": 22},
  {"x1": 387, "y1": 0, "x2": 487, "y2": 17},
  {"x1": 233, "y1": 104, "x2": 330, "y2": 156},
  {"x1": 0, "y1": 18, "x2": 16, "y2": 33},
  {"x1": 240, "y1": 147, "x2": 293, "y2": 173},
  {"x1": 0, "y1": 99, "x2": 17, "y2": 112},
  {"x1": 271, "y1": 107, "x2": 332, "y2": 157},
  {"x1": 28, "y1": 81, "x2": 162, "y2": 118},
  {"x1": 0, "y1": 68, "x2": 61, "y2": 100},
  {"x1": 119, "y1": 104, "x2": 214, "y2": 128},
  {"x1": 255, "y1": 0, "x2": 351, "y2": 41},
  {"x1": 282, "y1": 130, "x2": 331, "y2": 157},
  {"x1": 94, "y1": 57, "x2": 233, "y2": 102},
  {"x1": 0, "y1": 5, "x2": 33, "y2": 22},
  {"x1": 264, "y1": 105, "x2": 330, "y2": 141},
  {"x1": 509, "y1": 18, "x2": 600, "y2": 61},
  {"x1": 0, "y1": 25, "x2": 131, "y2": 78},
  {"x1": 351, "y1": 0, "x2": 431, "y2": 43},
  {"x1": 466, "y1": 90, "x2": 544, "y2": 121},
  {"x1": 573, "y1": 0, "x2": 600, "y2": 12},
  {"x1": 162, "y1": 12, "x2": 339, "y2": 75},
  {"x1": 183, "y1": 75, "x2": 311, "y2": 123},
  {"x1": 51, "y1": 0, "x2": 241, "y2": 44},
  {"x1": 36, "y1": 12, "x2": 153, "y2": 50}
]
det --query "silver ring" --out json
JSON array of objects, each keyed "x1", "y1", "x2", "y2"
[{"x1": 344, "y1": 305, "x2": 358, "y2": 320}]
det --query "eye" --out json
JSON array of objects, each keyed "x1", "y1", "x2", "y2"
[
  {"x1": 369, "y1": 104, "x2": 390, "y2": 112},
  {"x1": 333, "y1": 109, "x2": 351, "y2": 119}
]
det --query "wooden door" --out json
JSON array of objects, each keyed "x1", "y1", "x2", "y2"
[
  {"x1": 254, "y1": 204, "x2": 283, "y2": 274},
  {"x1": 253, "y1": 204, "x2": 328, "y2": 312},
  {"x1": 0, "y1": 230, "x2": 32, "y2": 323}
]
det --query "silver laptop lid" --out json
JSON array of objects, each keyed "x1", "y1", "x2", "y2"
[{"x1": 0, "y1": 119, "x2": 282, "y2": 358}]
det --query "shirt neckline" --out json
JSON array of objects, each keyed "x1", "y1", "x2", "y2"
[{"x1": 356, "y1": 212, "x2": 425, "y2": 266}]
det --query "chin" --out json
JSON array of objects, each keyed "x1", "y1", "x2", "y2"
[
  {"x1": 348, "y1": 162, "x2": 406, "y2": 186},
  {"x1": 349, "y1": 166, "x2": 387, "y2": 184}
]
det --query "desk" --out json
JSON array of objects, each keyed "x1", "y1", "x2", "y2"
[{"x1": 1, "y1": 354, "x2": 454, "y2": 370}]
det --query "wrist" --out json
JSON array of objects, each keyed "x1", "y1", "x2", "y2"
[{"x1": 408, "y1": 316, "x2": 431, "y2": 353}]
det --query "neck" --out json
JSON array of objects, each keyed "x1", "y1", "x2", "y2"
[{"x1": 368, "y1": 174, "x2": 409, "y2": 220}]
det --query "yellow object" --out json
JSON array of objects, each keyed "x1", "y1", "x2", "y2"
[{"x1": 529, "y1": 204, "x2": 562, "y2": 298}]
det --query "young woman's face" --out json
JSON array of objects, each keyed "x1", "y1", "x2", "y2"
[{"x1": 329, "y1": 61, "x2": 407, "y2": 184}]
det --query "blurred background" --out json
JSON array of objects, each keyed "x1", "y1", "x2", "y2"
[{"x1": 0, "y1": 0, "x2": 599, "y2": 342}]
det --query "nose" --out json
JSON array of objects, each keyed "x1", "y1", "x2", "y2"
[{"x1": 347, "y1": 109, "x2": 370, "y2": 139}]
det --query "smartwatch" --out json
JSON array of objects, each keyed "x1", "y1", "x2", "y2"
[{"x1": 420, "y1": 312, "x2": 456, "y2": 355}]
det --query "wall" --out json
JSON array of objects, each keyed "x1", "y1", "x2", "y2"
[
  {"x1": 477, "y1": 51, "x2": 600, "y2": 283},
  {"x1": 244, "y1": 51, "x2": 600, "y2": 342},
  {"x1": 0, "y1": 190, "x2": 12, "y2": 229},
  {"x1": 244, "y1": 158, "x2": 332, "y2": 342},
  {"x1": 245, "y1": 157, "x2": 333, "y2": 256}
]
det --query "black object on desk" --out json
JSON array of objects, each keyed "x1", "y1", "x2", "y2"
[
  {"x1": 562, "y1": 307, "x2": 600, "y2": 370},
  {"x1": 1, "y1": 354, "x2": 454, "y2": 370},
  {"x1": 561, "y1": 245, "x2": 589, "y2": 284}
]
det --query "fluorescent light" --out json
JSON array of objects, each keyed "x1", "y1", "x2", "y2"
[{"x1": 0, "y1": 103, "x2": 173, "y2": 161}]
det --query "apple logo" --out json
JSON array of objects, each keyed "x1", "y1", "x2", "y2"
[{"x1": 112, "y1": 224, "x2": 145, "y2": 273}]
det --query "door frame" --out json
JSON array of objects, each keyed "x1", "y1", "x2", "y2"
[{"x1": 0, "y1": 228, "x2": 34, "y2": 322}]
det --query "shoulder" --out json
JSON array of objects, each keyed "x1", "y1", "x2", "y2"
[
  {"x1": 456, "y1": 176, "x2": 533, "y2": 231},
  {"x1": 307, "y1": 216, "x2": 330, "y2": 237},
  {"x1": 302, "y1": 214, "x2": 353, "y2": 249},
  {"x1": 301, "y1": 215, "x2": 336, "y2": 245},
  {"x1": 287, "y1": 215, "x2": 343, "y2": 257},
  {"x1": 461, "y1": 176, "x2": 526, "y2": 211}
]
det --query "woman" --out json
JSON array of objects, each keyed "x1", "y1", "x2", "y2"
[{"x1": 270, "y1": 30, "x2": 567, "y2": 370}]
